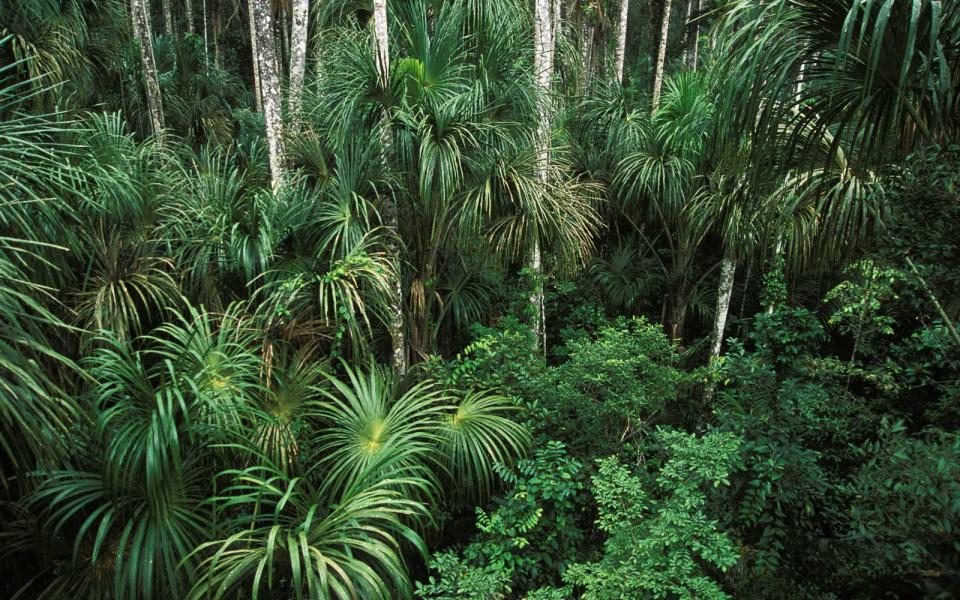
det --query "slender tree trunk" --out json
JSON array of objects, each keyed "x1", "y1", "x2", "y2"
[
  {"x1": 690, "y1": 0, "x2": 701, "y2": 71},
  {"x1": 130, "y1": 0, "x2": 166, "y2": 144},
  {"x1": 905, "y1": 255, "x2": 960, "y2": 349},
  {"x1": 251, "y1": 0, "x2": 286, "y2": 187},
  {"x1": 613, "y1": 0, "x2": 629, "y2": 83},
  {"x1": 289, "y1": 0, "x2": 309, "y2": 131},
  {"x1": 161, "y1": 0, "x2": 174, "y2": 36},
  {"x1": 186, "y1": 0, "x2": 195, "y2": 34},
  {"x1": 213, "y1": 0, "x2": 222, "y2": 70},
  {"x1": 710, "y1": 256, "x2": 737, "y2": 362},
  {"x1": 531, "y1": 0, "x2": 555, "y2": 353},
  {"x1": 651, "y1": 0, "x2": 673, "y2": 111},
  {"x1": 248, "y1": 1, "x2": 262, "y2": 111},
  {"x1": 372, "y1": 0, "x2": 407, "y2": 375},
  {"x1": 203, "y1": 0, "x2": 210, "y2": 70}
]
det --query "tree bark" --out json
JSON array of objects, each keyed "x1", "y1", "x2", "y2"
[
  {"x1": 161, "y1": 0, "x2": 174, "y2": 36},
  {"x1": 681, "y1": 0, "x2": 692, "y2": 66},
  {"x1": 690, "y1": 0, "x2": 702, "y2": 71},
  {"x1": 651, "y1": 0, "x2": 673, "y2": 111},
  {"x1": 710, "y1": 256, "x2": 736, "y2": 362},
  {"x1": 186, "y1": 0, "x2": 195, "y2": 34},
  {"x1": 130, "y1": 0, "x2": 166, "y2": 144},
  {"x1": 203, "y1": 0, "x2": 210, "y2": 70},
  {"x1": 372, "y1": 0, "x2": 408, "y2": 375},
  {"x1": 248, "y1": 0, "x2": 262, "y2": 111},
  {"x1": 531, "y1": 0, "x2": 555, "y2": 353},
  {"x1": 613, "y1": 0, "x2": 629, "y2": 83},
  {"x1": 289, "y1": 0, "x2": 309, "y2": 131},
  {"x1": 251, "y1": 0, "x2": 286, "y2": 187}
]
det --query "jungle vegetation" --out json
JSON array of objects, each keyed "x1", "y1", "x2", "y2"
[{"x1": 1, "y1": 0, "x2": 959, "y2": 597}]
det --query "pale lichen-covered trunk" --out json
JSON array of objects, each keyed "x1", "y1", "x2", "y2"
[
  {"x1": 651, "y1": 0, "x2": 673, "y2": 111},
  {"x1": 130, "y1": 0, "x2": 166, "y2": 144},
  {"x1": 613, "y1": 0, "x2": 629, "y2": 83},
  {"x1": 203, "y1": 0, "x2": 210, "y2": 70},
  {"x1": 710, "y1": 256, "x2": 736, "y2": 362},
  {"x1": 289, "y1": 0, "x2": 309, "y2": 131},
  {"x1": 247, "y1": 0, "x2": 262, "y2": 111},
  {"x1": 531, "y1": 0, "x2": 555, "y2": 352},
  {"x1": 186, "y1": 0, "x2": 195, "y2": 34},
  {"x1": 251, "y1": 0, "x2": 286, "y2": 187},
  {"x1": 372, "y1": 0, "x2": 407, "y2": 375},
  {"x1": 161, "y1": 0, "x2": 174, "y2": 36},
  {"x1": 690, "y1": 0, "x2": 702, "y2": 71}
]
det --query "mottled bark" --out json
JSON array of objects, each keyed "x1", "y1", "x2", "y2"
[
  {"x1": 710, "y1": 257, "x2": 736, "y2": 362},
  {"x1": 531, "y1": 0, "x2": 555, "y2": 352},
  {"x1": 289, "y1": 0, "x2": 309, "y2": 131},
  {"x1": 248, "y1": 0, "x2": 262, "y2": 111},
  {"x1": 130, "y1": 0, "x2": 166, "y2": 144},
  {"x1": 161, "y1": 0, "x2": 174, "y2": 36},
  {"x1": 203, "y1": 0, "x2": 210, "y2": 70},
  {"x1": 372, "y1": 0, "x2": 390, "y2": 89},
  {"x1": 613, "y1": 0, "x2": 629, "y2": 83},
  {"x1": 651, "y1": 0, "x2": 673, "y2": 111},
  {"x1": 251, "y1": 0, "x2": 286, "y2": 187},
  {"x1": 371, "y1": 0, "x2": 407, "y2": 375}
]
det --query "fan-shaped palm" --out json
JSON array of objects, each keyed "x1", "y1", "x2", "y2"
[
  {"x1": 188, "y1": 462, "x2": 428, "y2": 600},
  {"x1": 314, "y1": 361, "x2": 530, "y2": 503}
]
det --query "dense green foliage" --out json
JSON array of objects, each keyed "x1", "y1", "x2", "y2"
[{"x1": 2, "y1": 0, "x2": 960, "y2": 598}]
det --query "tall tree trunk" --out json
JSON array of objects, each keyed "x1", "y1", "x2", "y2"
[
  {"x1": 130, "y1": 0, "x2": 166, "y2": 144},
  {"x1": 161, "y1": 0, "x2": 174, "y2": 36},
  {"x1": 690, "y1": 0, "x2": 701, "y2": 71},
  {"x1": 681, "y1": 0, "x2": 692, "y2": 66},
  {"x1": 531, "y1": 0, "x2": 555, "y2": 353},
  {"x1": 251, "y1": 0, "x2": 286, "y2": 187},
  {"x1": 613, "y1": 0, "x2": 629, "y2": 83},
  {"x1": 203, "y1": 0, "x2": 210, "y2": 70},
  {"x1": 710, "y1": 256, "x2": 736, "y2": 362},
  {"x1": 372, "y1": 0, "x2": 407, "y2": 375},
  {"x1": 248, "y1": 1, "x2": 262, "y2": 111},
  {"x1": 186, "y1": 0, "x2": 195, "y2": 34},
  {"x1": 651, "y1": 0, "x2": 673, "y2": 111},
  {"x1": 289, "y1": 0, "x2": 309, "y2": 132},
  {"x1": 213, "y1": 0, "x2": 222, "y2": 70}
]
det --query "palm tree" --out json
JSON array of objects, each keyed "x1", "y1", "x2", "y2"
[
  {"x1": 0, "y1": 48, "x2": 82, "y2": 483},
  {"x1": 714, "y1": 0, "x2": 960, "y2": 171},
  {"x1": 613, "y1": 73, "x2": 714, "y2": 340}
]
